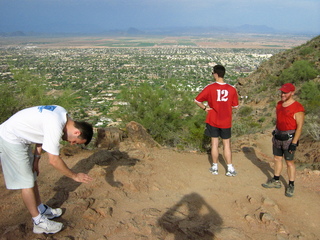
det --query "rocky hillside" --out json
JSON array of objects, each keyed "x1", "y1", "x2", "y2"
[
  {"x1": 236, "y1": 35, "x2": 320, "y2": 123},
  {"x1": 237, "y1": 35, "x2": 320, "y2": 99},
  {"x1": 233, "y1": 35, "x2": 320, "y2": 170}
]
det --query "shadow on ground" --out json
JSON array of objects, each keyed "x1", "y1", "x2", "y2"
[
  {"x1": 242, "y1": 147, "x2": 287, "y2": 186},
  {"x1": 158, "y1": 192, "x2": 223, "y2": 240},
  {"x1": 47, "y1": 149, "x2": 140, "y2": 207}
]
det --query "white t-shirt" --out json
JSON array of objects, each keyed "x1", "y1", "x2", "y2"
[{"x1": 0, "y1": 105, "x2": 67, "y2": 155}]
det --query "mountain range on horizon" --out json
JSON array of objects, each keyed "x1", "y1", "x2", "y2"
[{"x1": 0, "y1": 24, "x2": 317, "y2": 37}]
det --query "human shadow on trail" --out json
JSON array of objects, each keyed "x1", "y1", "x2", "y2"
[
  {"x1": 158, "y1": 193, "x2": 223, "y2": 240},
  {"x1": 242, "y1": 147, "x2": 286, "y2": 186},
  {"x1": 46, "y1": 149, "x2": 139, "y2": 207}
]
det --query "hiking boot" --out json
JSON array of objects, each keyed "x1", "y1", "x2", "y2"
[
  {"x1": 209, "y1": 167, "x2": 218, "y2": 175},
  {"x1": 262, "y1": 179, "x2": 282, "y2": 188},
  {"x1": 225, "y1": 169, "x2": 237, "y2": 177},
  {"x1": 285, "y1": 185, "x2": 294, "y2": 197},
  {"x1": 33, "y1": 216, "x2": 63, "y2": 234},
  {"x1": 42, "y1": 205, "x2": 63, "y2": 220}
]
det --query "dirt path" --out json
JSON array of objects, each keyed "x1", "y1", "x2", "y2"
[{"x1": 1, "y1": 131, "x2": 319, "y2": 240}]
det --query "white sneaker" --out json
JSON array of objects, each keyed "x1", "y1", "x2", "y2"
[
  {"x1": 42, "y1": 205, "x2": 63, "y2": 219},
  {"x1": 226, "y1": 169, "x2": 237, "y2": 177},
  {"x1": 33, "y1": 216, "x2": 63, "y2": 234},
  {"x1": 209, "y1": 167, "x2": 218, "y2": 175}
]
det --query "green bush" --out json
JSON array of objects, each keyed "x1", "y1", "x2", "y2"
[
  {"x1": 0, "y1": 69, "x2": 76, "y2": 123},
  {"x1": 233, "y1": 116, "x2": 261, "y2": 136},
  {"x1": 299, "y1": 46, "x2": 313, "y2": 56},
  {"x1": 300, "y1": 81, "x2": 320, "y2": 114},
  {"x1": 0, "y1": 87, "x2": 20, "y2": 123},
  {"x1": 116, "y1": 79, "x2": 206, "y2": 149},
  {"x1": 238, "y1": 106, "x2": 253, "y2": 117},
  {"x1": 278, "y1": 60, "x2": 318, "y2": 85}
]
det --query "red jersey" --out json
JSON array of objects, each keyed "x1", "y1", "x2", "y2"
[
  {"x1": 195, "y1": 82, "x2": 239, "y2": 128},
  {"x1": 276, "y1": 101, "x2": 305, "y2": 131}
]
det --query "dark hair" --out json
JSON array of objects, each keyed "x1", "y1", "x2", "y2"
[
  {"x1": 74, "y1": 121, "x2": 93, "y2": 145},
  {"x1": 213, "y1": 65, "x2": 226, "y2": 78}
]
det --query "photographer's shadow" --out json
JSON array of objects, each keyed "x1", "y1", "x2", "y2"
[
  {"x1": 46, "y1": 149, "x2": 139, "y2": 207},
  {"x1": 158, "y1": 193, "x2": 223, "y2": 240}
]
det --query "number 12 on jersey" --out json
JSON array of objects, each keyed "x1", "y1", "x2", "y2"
[{"x1": 217, "y1": 89, "x2": 229, "y2": 102}]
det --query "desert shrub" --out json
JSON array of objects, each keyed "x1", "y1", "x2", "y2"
[
  {"x1": 238, "y1": 106, "x2": 253, "y2": 117},
  {"x1": 0, "y1": 86, "x2": 21, "y2": 123},
  {"x1": 299, "y1": 46, "x2": 313, "y2": 56},
  {"x1": 300, "y1": 81, "x2": 320, "y2": 114},
  {"x1": 117, "y1": 78, "x2": 271, "y2": 150},
  {"x1": 257, "y1": 84, "x2": 268, "y2": 93},
  {"x1": 116, "y1": 79, "x2": 204, "y2": 148},
  {"x1": 182, "y1": 112, "x2": 211, "y2": 151},
  {"x1": 258, "y1": 117, "x2": 266, "y2": 123},
  {"x1": 233, "y1": 116, "x2": 261, "y2": 136},
  {"x1": 305, "y1": 117, "x2": 320, "y2": 141},
  {"x1": 306, "y1": 121, "x2": 320, "y2": 141},
  {"x1": 0, "y1": 69, "x2": 76, "y2": 123},
  {"x1": 277, "y1": 60, "x2": 318, "y2": 85}
]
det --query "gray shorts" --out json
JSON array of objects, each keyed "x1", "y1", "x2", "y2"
[{"x1": 0, "y1": 136, "x2": 36, "y2": 189}]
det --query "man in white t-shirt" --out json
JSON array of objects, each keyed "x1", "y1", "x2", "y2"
[{"x1": 0, "y1": 105, "x2": 93, "y2": 234}]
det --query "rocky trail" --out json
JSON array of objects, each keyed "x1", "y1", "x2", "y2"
[{"x1": 0, "y1": 126, "x2": 319, "y2": 240}]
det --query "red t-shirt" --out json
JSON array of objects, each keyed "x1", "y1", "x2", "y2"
[
  {"x1": 195, "y1": 82, "x2": 239, "y2": 128},
  {"x1": 276, "y1": 101, "x2": 305, "y2": 131}
]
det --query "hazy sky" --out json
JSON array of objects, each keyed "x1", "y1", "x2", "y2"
[{"x1": 0, "y1": 0, "x2": 319, "y2": 34}]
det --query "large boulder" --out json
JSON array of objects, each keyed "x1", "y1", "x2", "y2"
[
  {"x1": 95, "y1": 127, "x2": 126, "y2": 149},
  {"x1": 95, "y1": 122, "x2": 160, "y2": 159},
  {"x1": 125, "y1": 121, "x2": 161, "y2": 148}
]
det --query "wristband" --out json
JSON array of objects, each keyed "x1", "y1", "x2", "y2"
[
  {"x1": 203, "y1": 106, "x2": 207, "y2": 111},
  {"x1": 34, "y1": 154, "x2": 41, "y2": 158}
]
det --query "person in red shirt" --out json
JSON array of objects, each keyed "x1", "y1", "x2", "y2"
[
  {"x1": 262, "y1": 83, "x2": 305, "y2": 197},
  {"x1": 195, "y1": 65, "x2": 239, "y2": 176}
]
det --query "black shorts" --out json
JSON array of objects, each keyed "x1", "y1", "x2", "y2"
[
  {"x1": 273, "y1": 145, "x2": 295, "y2": 161},
  {"x1": 205, "y1": 123, "x2": 231, "y2": 139}
]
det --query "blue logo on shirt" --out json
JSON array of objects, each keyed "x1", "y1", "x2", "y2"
[{"x1": 38, "y1": 105, "x2": 57, "y2": 113}]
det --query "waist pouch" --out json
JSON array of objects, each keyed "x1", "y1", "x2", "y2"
[{"x1": 274, "y1": 133, "x2": 294, "y2": 141}]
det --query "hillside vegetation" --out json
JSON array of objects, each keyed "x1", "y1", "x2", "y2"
[
  {"x1": 236, "y1": 35, "x2": 320, "y2": 139},
  {"x1": 0, "y1": 35, "x2": 319, "y2": 152}
]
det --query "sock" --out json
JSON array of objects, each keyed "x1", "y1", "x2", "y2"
[
  {"x1": 227, "y1": 164, "x2": 234, "y2": 171},
  {"x1": 274, "y1": 175, "x2": 280, "y2": 181},
  {"x1": 32, "y1": 214, "x2": 42, "y2": 224},
  {"x1": 289, "y1": 181, "x2": 294, "y2": 186},
  {"x1": 212, "y1": 163, "x2": 218, "y2": 169}
]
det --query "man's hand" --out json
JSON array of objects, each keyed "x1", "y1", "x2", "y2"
[
  {"x1": 73, "y1": 173, "x2": 93, "y2": 183},
  {"x1": 48, "y1": 153, "x2": 93, "y2": 183},
  {"x1": 288, "y1": 143, "x2": 297, "y2": 153}
]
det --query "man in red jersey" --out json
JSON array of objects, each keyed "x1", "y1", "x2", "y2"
[
  {"x1": 262, "y1": 83, "x2": 305, "y2": 197},
  {"x1": 195, "y1": 65, "x2": 239, "y2": 176}
]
